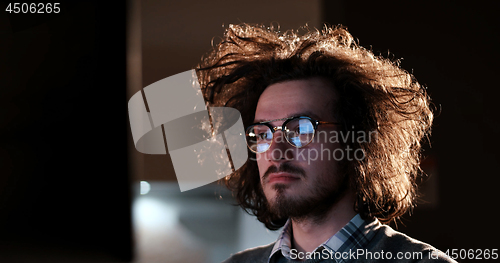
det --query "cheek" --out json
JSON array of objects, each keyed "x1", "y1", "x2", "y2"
[
  {"x1": 255, "y1": 154, "x2": 267, "y2": 177},
  {"x1": 295, "y1": 142, "x2": 341, "y2": 163}
]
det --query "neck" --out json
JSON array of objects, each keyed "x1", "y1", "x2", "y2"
[{"x1": 290, "y1": 190, "x2": 356, "y2": 254}]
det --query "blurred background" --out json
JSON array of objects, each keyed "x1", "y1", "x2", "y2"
[{"x1": 1, "y1": 0, "x2": 498, "y2": 262}]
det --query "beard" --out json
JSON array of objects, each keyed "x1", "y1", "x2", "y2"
[{"x1": 264, "y1": 163, "x2": 350, "y2": 224}]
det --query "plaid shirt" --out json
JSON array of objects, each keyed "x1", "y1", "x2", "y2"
[{"x1": 268, "y1": 214, "x2": 380, "y2": 263}]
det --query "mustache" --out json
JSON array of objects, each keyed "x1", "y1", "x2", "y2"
[{"x1": 263, "y1": 162, "x2": 306, "y2": 181}]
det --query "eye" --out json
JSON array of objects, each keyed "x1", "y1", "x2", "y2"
[
  {"x1": 256, "y1": 132, "x2": 268, "y2": 140},
  {"x1": 247, "y1": 125, "x2": 272, "y2": 142},
  {"x1": 285, "y1": 118, "x2": 315, "y2": 147},
  {"x1": 287, "y1": 118, "x2": 314, "y2": 135}
]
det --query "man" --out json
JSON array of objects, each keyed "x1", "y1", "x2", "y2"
[{"x1": 197, "y1": 24, "x2": 455, "y2": 262}]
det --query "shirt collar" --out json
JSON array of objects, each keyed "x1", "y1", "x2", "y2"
[{"x1": 268, "y1": 214, "x2": 381, "y2": 263}]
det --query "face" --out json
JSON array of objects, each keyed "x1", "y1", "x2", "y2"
[{"x1": 254, "y1": 78, "x2": 350, "y2": 221}]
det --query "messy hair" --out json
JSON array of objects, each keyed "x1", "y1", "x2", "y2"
[{"x1": 196, "y1": 23, "x2": 433, "y2": 230}]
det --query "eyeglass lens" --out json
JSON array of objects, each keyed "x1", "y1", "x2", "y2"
[{"x1": 246, "y1": 118, "x2": 315, "y2": 153}]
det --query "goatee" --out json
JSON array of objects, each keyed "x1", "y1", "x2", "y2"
[{"x1": 265, "y1": 164, "x2": 349, "y2": 224}]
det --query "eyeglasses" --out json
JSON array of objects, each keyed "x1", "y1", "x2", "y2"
[{"x1": 245, "y1": 116, "x2": 339, "y2": 153}]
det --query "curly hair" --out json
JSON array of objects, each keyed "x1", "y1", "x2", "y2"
[{"x1": 196, "y1": 23, "x2": 433, "y2": 230}]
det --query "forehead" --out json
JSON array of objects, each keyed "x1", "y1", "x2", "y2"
[{"x1": 254, "y1": 78, "x2": 337, "y2": 122}]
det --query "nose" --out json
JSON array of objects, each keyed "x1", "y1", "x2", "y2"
[{"x1": 263, "y1": 130, "x2": 294, "y2": 162}]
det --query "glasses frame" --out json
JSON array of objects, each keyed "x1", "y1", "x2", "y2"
[{"x1": 245, "y1": 116, "x2": 340, "y2": 153}]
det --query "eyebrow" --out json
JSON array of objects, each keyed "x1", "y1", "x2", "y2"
[{"x1": 254, "y1": 111, "x2": 321, "y2": 123}]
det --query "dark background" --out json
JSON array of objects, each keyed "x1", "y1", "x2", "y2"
[
  {"x1": 0, "y1": 1, "x2": 132, "y2": 262},
  {"x1": 1, "y1": 0, "x2": 499, "y2": 262}
]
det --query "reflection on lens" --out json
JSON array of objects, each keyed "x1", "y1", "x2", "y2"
[
  {"x1": 246, "y1": 124, "x2": 273, "y2": 153},
  {"x1": 245, "y1": 117, "x2": 318, "y2": 153},
  {"x1": 256, "y1": 143, "x2": 271, "y2": 153},
  {"x1": 285, "y1": 118, "x2": 314, "y2": 147}
]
